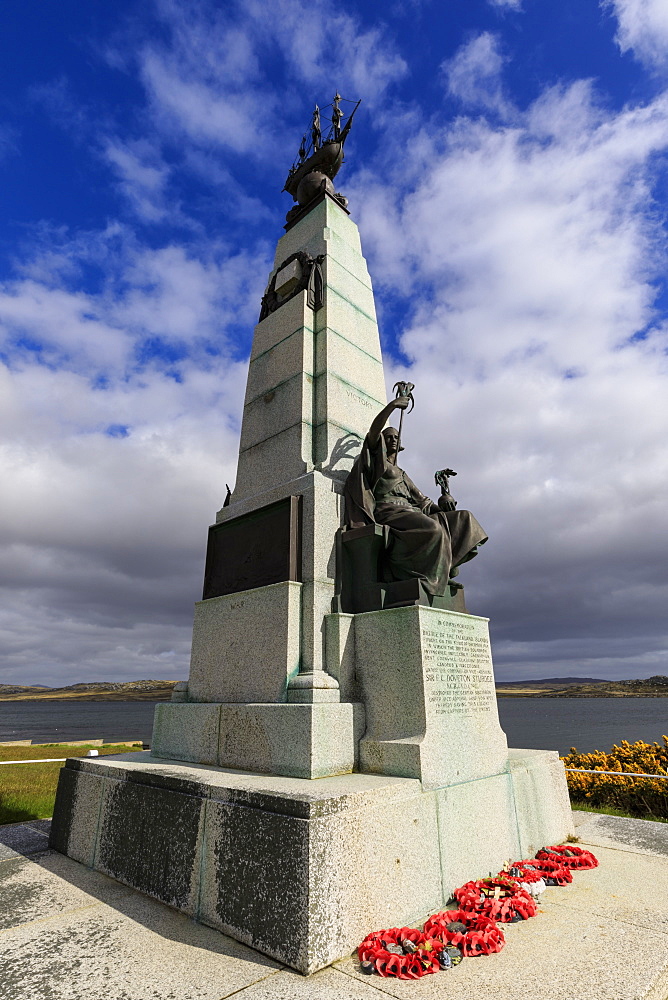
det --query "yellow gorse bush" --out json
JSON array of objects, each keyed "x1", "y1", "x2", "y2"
[{"x1": 561, "y1": 737, "x2": 668, "y2": 819}]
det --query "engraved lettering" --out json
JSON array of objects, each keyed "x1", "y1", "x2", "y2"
[{"x1": 422, "y1": 624, "x2": 495, "y2": 717}]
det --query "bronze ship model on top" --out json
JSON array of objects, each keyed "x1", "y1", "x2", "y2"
[{"x1": 283, "y1": 93, "x2": 361, "y2": 222}]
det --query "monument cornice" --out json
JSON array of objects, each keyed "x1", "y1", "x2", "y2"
[{"x1": 283, "y1": 189, "x2": 350, "y2": 232}]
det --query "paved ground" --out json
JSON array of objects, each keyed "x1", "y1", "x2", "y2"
[{"x1": 0, "y1": 811, "x2": 666, "y2": 1000}]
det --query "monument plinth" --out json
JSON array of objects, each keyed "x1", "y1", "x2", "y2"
[
  {"x1": 51, "y1": 96, "x2": 574, "y2": 975},
  {"x1": 354, "y1": 606, "x2": 508, "y2": 789}
]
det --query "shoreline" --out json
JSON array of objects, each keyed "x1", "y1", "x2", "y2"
[
  {"x1": 1, "y1": 692, "x2": 667, "y2": 702},
  {"x1": 496, "y1": 691, "x2": 668, "y2": 698},
  {"x1": 0, "y1": 692, "x2": 174, "y2": 703}
]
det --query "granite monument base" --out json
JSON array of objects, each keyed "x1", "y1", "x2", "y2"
[
  {"x1": 151, "y1": 701, "x2": 365, "y2": 779},
  {"x1": 50, "y1": 749, "x2": 574, "y2": 975},
  {"x1": 327, "y1": 605, "x2": 510, "y2": 790},
  {"x1": 186, "y1": 581, "x2": 303, "y2": 704}
]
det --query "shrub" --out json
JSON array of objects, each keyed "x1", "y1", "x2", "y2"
[{"x1": 562, "y1": 737, "x2": 668, "y2": 819}]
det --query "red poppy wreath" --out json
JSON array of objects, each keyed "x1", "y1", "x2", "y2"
[
  {"x1": 423, "y1": 908, "x2": 505, "y2": 956},
  {"x1": 536, "y1": 845, "x2": 599, "y2": 870},
  {"x1": 357, "y1": 927, "x2": 444, "y2": 979},
  {"x1": 454, "y1": 876, "x2": 537, "y2": 922},
  {"x1": 511, "y1": 857, "x2": 573, "y2": 885}
]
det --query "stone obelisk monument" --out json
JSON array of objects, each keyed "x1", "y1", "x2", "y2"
[{"x1": 50, "y1": 96, "x2": 574, "y2": 976}]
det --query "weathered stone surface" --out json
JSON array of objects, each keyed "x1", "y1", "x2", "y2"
[
  {"x1": 154, "y1": 702, "x2": 362, "y2": 777},
  {"x1": 95, "y1": 768, "x2": 204, "y2": 916},
  {"x1": 356, "y1": 605, "x2": 508, "y2": 789},
  {"x1": 152, "y1": 703, "x2": 221, "y2": 763},
  {"x1": 573, "y1": 810, "x2": 668, "y2": 858},
  {"x1": 436, "y1": 772, "x2": 520, "y2": 896},
  {"x1": 234, "y1": 424, "x2": 313, "y2": 498},
  {"x1": 245, "y1": 328, "x2": 314, "y2": 415},
  {"x1": 250, "y1": 293, "x2": 314, "y2": 363},
  {"x1": 191, "y1": 768, "x2": 445, "y2": 974},
  {"x1": 48, "y1": 764, "x2": 77, "y2": 855},
  {"x1": 0, "y1": 823, "x2": 50, "y2": 863},
  {"x1": 0, "y1": 848, "x2": 134, "y2": 936},
  {"x1": 304, "y1": 782, "x2": 442, "y2": 971},
  {"x1": 286, "y1": 669, "x2": 341, "y2": 704},
  {"x1": 199, "y1": 797, "x2": 311, "y2": 970},
  {"x1": 276, "y1": 197, "x2": 363, "y2": 269},
  {"x1": 0, "y1": 849, "x2": 282, "y2": 1000},
  {"x1": 313, "y1": 373, "x2": 384, "y2": 472},
  {"x1": 171, "y1": 680, "x2": 188, "y2": 702},
  {"x1": 508, "y1": 748, "x2": 575, "y2": 855},
  {"x1": 234, "y1": 198, "x2": 384, "y2": 504},
  {"x1": 48, "y1": 763, "x2": 104, "y2": 866},
  {"x1": 187, "y1": 581, "x2": 302, "y2": 704},
  {"x1": 8, "y1": 815, "x2": 668, "y2": 998},
  {"x1": 216, "y1": 703, "x2": 361, "y2": 777},
  {"x1": 274, "y1": 258, "x2": 303, "y2": 296},
  {"x1": 239, "y1": 372, "x2": 313, "y2": 458},
  {"x1": 49, "y1": 753, "x2": 573, "y2": 976},
  {"x1": 324, "y1": 612, "x2": 357, "y2": 701},
  {"x1": 233, "y1": 968, "x2": 382, "y2": 998},
  {"x1": 322, "y1": 255, "x2": 377, "y2": 323},
  {"x1": 211, "y1": 473, "x2": 343, "y2": 685},
  {"x1": 549, "y1": 841, "x2": 668, "y2": 936}
]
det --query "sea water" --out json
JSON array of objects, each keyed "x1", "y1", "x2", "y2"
[
  {"x1": 0, "y1": 701, "x2": 160, "y2": 745},
  {"x1": 0, "y1": 697, "x2": 666, "y2": 754}
]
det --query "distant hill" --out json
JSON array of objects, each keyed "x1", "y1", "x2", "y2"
[
  {"x1": 0, "y1": 685, "x2": 53, "y2": 696},
  {"x1": 0, "y1": 680, "x2": 178, "y2": 702},
  {"x1": 496, "y1": 675, "x2": 668, "y2": 697},
  {"x1": 3, "y1": 674, "x2": 667, "y2": 702},
  {"x1": 496, "y1": 677, "x2": 608, "y2": 687}
]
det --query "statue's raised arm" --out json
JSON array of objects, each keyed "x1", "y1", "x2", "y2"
[{"x1": 366, "y1": 396, "x2": 410, "y2": 450}]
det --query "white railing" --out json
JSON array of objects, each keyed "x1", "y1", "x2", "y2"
[
  {"x1": 0, "y1": 758, "x2": 68, "y2": 765},
  {"x1": 565, "y1": 768, "x2": 668, "y2": 779}
]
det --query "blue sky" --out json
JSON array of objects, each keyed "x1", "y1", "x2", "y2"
[{"x1": 0, "y1": 0, "x2": 667, "y2": 685}]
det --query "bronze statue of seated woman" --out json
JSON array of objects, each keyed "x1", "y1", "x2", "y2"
[{"x1": 340, "y1": 394, "x2": 487, "y2": 611}]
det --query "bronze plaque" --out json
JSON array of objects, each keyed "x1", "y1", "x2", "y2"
[{"x1": 202, "y1": 496, "x2": 302, "y2": 600}]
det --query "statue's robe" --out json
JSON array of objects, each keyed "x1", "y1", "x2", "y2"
[{"x1": 343, "y1": 434, "x2": 487, "y2": 597}]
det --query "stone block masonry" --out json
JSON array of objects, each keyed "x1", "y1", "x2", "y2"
[
  {"x1": 50, "y1": 749, "x2": 573, "y2": 975},
  {"x1": 329, "y1": 605, "x2": 508, "y2": 789},
  {"x1": 49, "y1": 185, "x2": 575, "y2": 978}
]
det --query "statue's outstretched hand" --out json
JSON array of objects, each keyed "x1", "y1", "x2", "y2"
[{"x1": 393, "y1": 395, "x2": 410, "y2": 410}]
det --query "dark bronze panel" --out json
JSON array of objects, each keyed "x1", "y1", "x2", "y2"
[{"x1": 202, "y1": 496, "x2": 302, "y2": 600}]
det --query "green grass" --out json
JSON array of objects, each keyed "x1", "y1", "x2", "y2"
[
  {"x1": 0, "y1": 743, "x2": 143, "y2": 825},
  {"x1": 571, "y1": 802, "x2": 668, "y2": 824}
]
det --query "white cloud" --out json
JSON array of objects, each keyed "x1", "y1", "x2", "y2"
[
  {"x1": 131, "y1": 0, "x2": 406, "y2": 158},
  {"x1": 252, "y1": 0, "x2": 407, "y2": 99},
  {"x1": 0, "y1": 281, "x2": 132, "y2": 372},
  {"x1": 0, "y1": 224, "x2": 266, "y2": 685},
  {"x1": 353, "y1": 79, "x2": 668, "y2": 677},
  {"x1": 2, "y1": 1, "x2": 667, "y2": 687},
  {"x1": 111, "y1": 243, "x2": 265, "y2": 344},
  {"x1": 0, "y1": 231, "x2": 268, "y2": 374},
  {"x1": 0, "y1": 0, "x2": 409, "y2": 687},
  {"x1": 0, "y1": 123, "x2": 18, "y2": 162},
  {"x1": 488, "y1": 0, "x2": 523, "y2": 9},
  {"x1": 442, "y1": 33, "x2": 513, "y2": 116},
  {"x1": 0, "y1": 348, "x2": 248, "y2": 686},
  {"x1": 104, "y1": 138, "x2": 171, "y2": 222},
  {"x1": 605, "y1": 0, "x2": 668, "y2": 71},
  {"x1": 139, "y1": 47, "x2": 268, "y2": 155}
]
